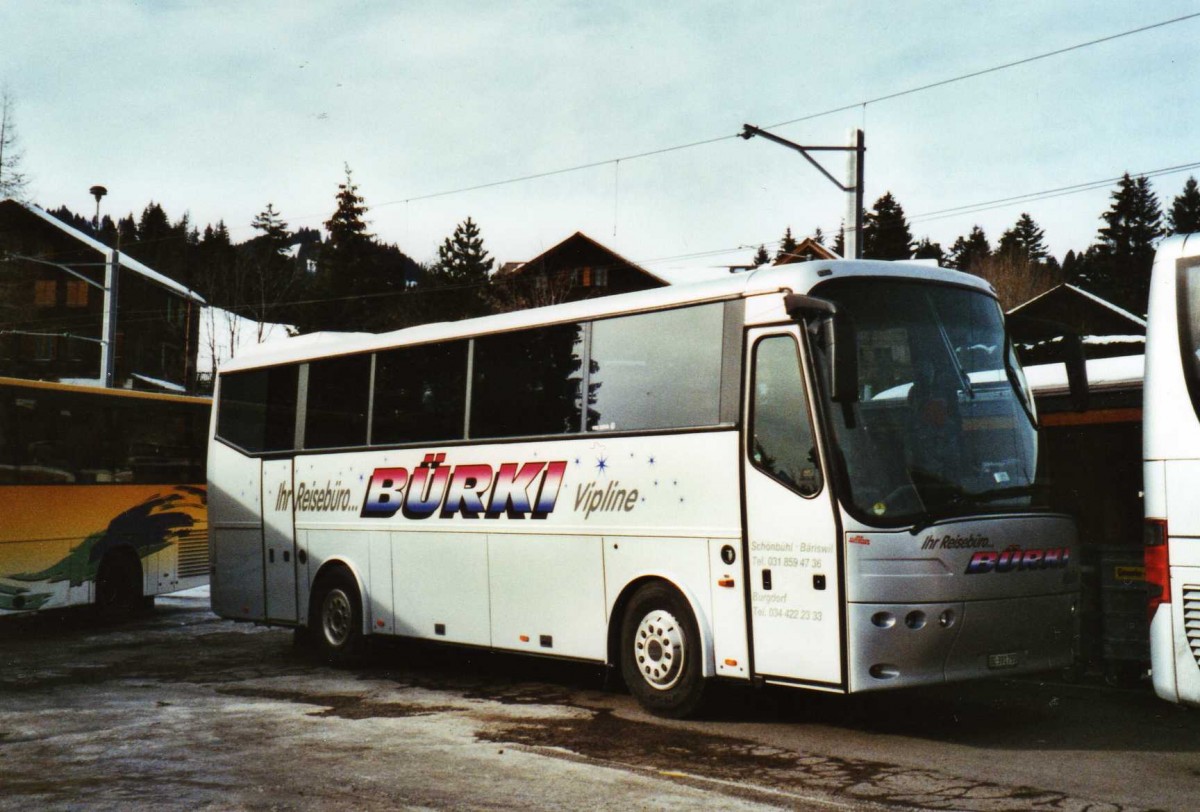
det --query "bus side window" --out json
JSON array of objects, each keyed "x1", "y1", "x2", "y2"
[
  {"x1": 750, "y1": 335, "x2": 823, "y2": 497},
  {"x1": 588, "y1": 303, "x2": 724, "y2": 432},
  {"x1": 217, "y1": 365, "x2": 299, "y2": 453},
  {"x1": 373, "y1": 341, "x2": 468, "y2": 445},
  {"x1": 471, "y1": 324, "x2": 583, "y2": 438},
  {"x1": 305, "y1": 354, "x2": 370, "y2": 449}
]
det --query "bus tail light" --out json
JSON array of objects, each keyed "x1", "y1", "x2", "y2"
[{"x1": 1144, "y1": 518, "x2": 1170, "y2": 622}]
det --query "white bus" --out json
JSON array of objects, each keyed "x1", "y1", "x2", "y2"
[
  {"x1": 208, "y1": 259, "x2": 1079, "y2": 717},
  {"x1": 1144, "y1": 233, "x2": 1200, "y2": 706}
]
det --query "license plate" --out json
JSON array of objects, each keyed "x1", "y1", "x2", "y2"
[{"x1": 988, "y1": 652, "x2": 1020, "y2": 669}]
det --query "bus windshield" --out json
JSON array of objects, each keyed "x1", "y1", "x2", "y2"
[{"x1": 810, "y1": 278, "x2": 1044, "y2": 528}]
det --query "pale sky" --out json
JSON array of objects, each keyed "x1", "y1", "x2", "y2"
[{"x1": 3, "y1": 2, "x2": 1198, "y2": 280}]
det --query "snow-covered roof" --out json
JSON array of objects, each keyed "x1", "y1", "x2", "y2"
[
  {"x1": 3, "y1": 198, "x2": 205, "y2": 304},
  {"x1": 1012, "y1": 283, "x2": 1145, "y2": 328},
  {"x1": 198, "y1": 306, "x2": 295, "y2": 374},
  {"x1": 131, "y1": 373, "x2": 186, "y2": 393},
  {"x1": 220, "y1": 258, "x2": 994, "y2": 373},
  {"x1": 1024, "y1": 353, "x2": 1144, "y2": 395},
  {"x1": 649, "y1": 260, "x2": 747, "y2": 285}
]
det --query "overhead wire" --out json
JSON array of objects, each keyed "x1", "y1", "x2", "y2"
[
  {"x1": 10, "y1": 12, "x2": 1200, "y2": 292},
  {"x1": 365, "y1": 11, "x2": 1200, "y2": 211}
]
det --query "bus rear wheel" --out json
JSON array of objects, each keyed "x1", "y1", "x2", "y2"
[
  {"x1": 309, "y1": 568, "x2": 365, "y2": 666},
  {"x1": 620, "y1": 582, "x2": 706, "y2": 718}
]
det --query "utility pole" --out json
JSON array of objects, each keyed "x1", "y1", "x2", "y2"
[{"x1": 740, "y1": 125, "x2": 865, "y2": 259}]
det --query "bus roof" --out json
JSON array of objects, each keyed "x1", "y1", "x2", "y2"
[{"x1": 219, "y1": 258, "x2": 994, "y2": 373}]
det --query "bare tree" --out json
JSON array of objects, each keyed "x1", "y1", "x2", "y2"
[
  {"x1": 972, "y1": 250, "x2": 1064, "y2": 310},
  {"x1": 0, "y1": 88, "x2": 30, "y2": 201},
  {"x1": 488, "y1": 265, "x2": 575, "y2": 313}
]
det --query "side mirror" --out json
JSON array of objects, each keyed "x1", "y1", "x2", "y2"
[{"x1": 784, "y1": 294, "x2": 859, "y2": 403}]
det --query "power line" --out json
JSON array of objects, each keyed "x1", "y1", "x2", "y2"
[
  {"x1": 16, "y1": 13, "x2": 1200, "y2": 271},
  {"x1": 366, "y1": 11, "x2": 1200, "y2": 211},
  {"x1": 763, "y1": 12, "x2": 1200, "y2": 130},
  {"x1": 910, "y1": 160, "x2": 1200, "y2": 224}
]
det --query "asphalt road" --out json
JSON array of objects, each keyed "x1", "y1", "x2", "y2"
[{"x1": 1, "y1": 589, "x2": 1196, "y2": 811}]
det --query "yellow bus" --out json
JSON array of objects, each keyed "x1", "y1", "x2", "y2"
[{"x1": 0, "y1": 376, "x2": 209, "y2": 617}]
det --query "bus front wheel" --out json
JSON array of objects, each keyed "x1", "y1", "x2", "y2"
[
  {"x1": 620, "y1": 582, "x2": 706, "y2": 718},
  {"x1": 309, "y1": 568, "x2": 365, "y2": 666}
]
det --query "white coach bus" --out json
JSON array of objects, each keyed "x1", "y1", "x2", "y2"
[
  {"x1": 1144, "y1": 233, "x2": 1200, "y2": 707},
  {"x1": 208, "y1": 259, "x2": 1079, "y2": 717}
]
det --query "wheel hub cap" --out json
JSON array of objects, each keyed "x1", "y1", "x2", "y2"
[
  {"x1": 322, "y1": 589, "x2": 352, "y2": 647},
  {"x1": 634, "y1": 609, "x2": 685, "y2": 691}
]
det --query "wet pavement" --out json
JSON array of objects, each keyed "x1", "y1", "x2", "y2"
[{"x1": 1, "y1": 589, "x2": 1197, "y2": 811}]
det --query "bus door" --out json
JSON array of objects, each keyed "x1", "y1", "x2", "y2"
[
  {"x1": 261, "y1": 458, "x2": 299, "y2": 623},
  {"x1": 743, "y1": 328, "x2": 843, "y2": 686}
]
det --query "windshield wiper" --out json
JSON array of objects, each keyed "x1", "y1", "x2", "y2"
[{"x1": 925, "y1": 293, "x2": 975, "y2": 400}]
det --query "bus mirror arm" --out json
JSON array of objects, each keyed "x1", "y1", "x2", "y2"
[{"x1": 784, "y1": 294, "x2": 859, "y2": 403}]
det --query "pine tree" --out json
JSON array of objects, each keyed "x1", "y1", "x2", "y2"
[
  {"x1": 117, "y1": 214, "x2": 138, "y2": 249},
  {"x1": 96, "y1": 215, "x2": 118, "y2": 247},
  {"x1": 997, "y1": 213, "x2": 1050, "y2": 264},
  {"x1": 752, "y1": 244, "x2": 770, "y2": 266},
  {"x1": 431, "y1": 217, "x2": 494, "y2": 283},
  {"x1": 1076, "y1": 173, "x2": 1164, "y2": 314},
  {"x1": 308, "y1": 165, "x2": 375, "y2": 331},
  {"x1": 324, "y1": 165, "x2": 372, "y2": 253},
  {"x1": 0, "y1": 89, "x2": 29, "y2": 200},
  {"x1": 299, "y1": 166, "x2": 422, "y2": 332},
  {"x1": 426, "y1": 217, "x2": 494, "y2": 321},
  {"x1": 1169, "y1": 176, "x2": 1200, "y2": 235},
  {"x1": 775, "y1": 227, "x2": 799, "y2": 260},
  {"x1": 252, "y1": 203, "x2": 290, "y2": 246},
  {"x1": 197, "y1": 220, "x2": 237, "y2": 307},
  {"x1": 833, "y1": 224, "x2": 845, "y2": 257},
  {"x1": 862, "y1": 192, "x2": 913, "y2": 260},
  {"x1": 1099, "y1": 174, "x2": 1163, "y2": 257},
  {"x1": 812, "y1": 227, "x2": 826, "y2": 247},
  {"x1": 912, "y1": 237, "x2": 944, "y2": 263},
  {"x1": 238, "y1": 204, "x2": 297, "y2": 329},
  {"x1": 947, "y1": 225, "x2": 991, "y2": 273},
  {"x1": 981, "y1": 213, "x2": 1059, "y2": 307}
]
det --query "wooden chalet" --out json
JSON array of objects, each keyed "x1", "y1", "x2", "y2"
[
  {"x1": 0, "y1": 198, "x2": 205, "y2": 391},
  {"x1": 773, "y1": 237, "x2": 840, "y2": 264},
  {"x1": 495, "y1": 232, "x2": 669, "y2": 305}
]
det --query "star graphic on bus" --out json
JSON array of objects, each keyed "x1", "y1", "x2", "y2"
[{"x1": 595, "y1": 456, "x2": 609, "y2": 476}]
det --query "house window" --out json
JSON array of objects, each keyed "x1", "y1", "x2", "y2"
[
  {"x1": 33, "y1": 334, "x2": 57, "y2": 361},
  {"x1": 165, "y1": 298, "x2": 186, "y2": 326},
  {"x1": 570, "y1": 266, "x2": 607, "y2": 288},
  {"x1": 65, "y1": 281, "x2": 89, "y2": 308},
  {"x1": 34, "y1": 280, "x2": 57, "y2": 307}
]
